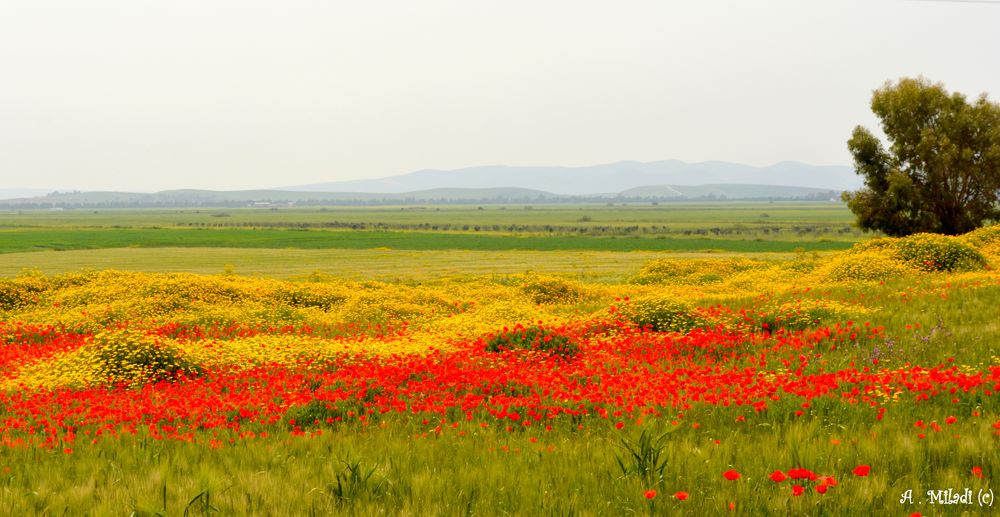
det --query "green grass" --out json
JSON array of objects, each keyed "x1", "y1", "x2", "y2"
[
  {"x1": 0, "y1": 203, "x2": 862, "y2": 244},
  {"x1": 0, "y1": 202, "x2": 856, "y2": 229},
  {"x1": 0, "y1": 204, "x2": 863, "y2": 281},
  {"x1": 0, "y1": 227, "x2": 855, "y2": 255},
  {"x1": 1, "y1": 399, "x2": 994, "y2": 516}
]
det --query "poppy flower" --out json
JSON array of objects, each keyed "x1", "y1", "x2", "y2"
[
  {"x1": 945, "y1": 416, "x2": 958, "y2": 425},
  {"x1": 815, "y1": 484, "x2": 828, "y2": 494},
  {"x1": 792, "y1": 485, "x2": 805, "y2": 496},
  {"x1": 674, "y1": 491, "x2": 688, "y2": 501},
  {"x1": 769, "y1": 470, "x2": 787, "y2": 482},
  {"x1": 788, "y1": 467, "x2": 814, "y2": 480},
  {"x1": 723, "y1": 469, "x2": 741, "y2": 481},
  {"x1": 853, "y1": 465, "x2": 871, "y2": 477},
  {"x1": 971, "y1": 466, "x2": 984, "y2": 479},
  {"x1": 644, "y1": 490, "x2": 657, "y2": 499}
]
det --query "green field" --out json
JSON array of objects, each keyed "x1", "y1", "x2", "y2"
[
  {"x1": 0, "y1": 203, "x2": 861, "y2": 277},
  {"x1": 0, "y1": 202, "x2": 856, "y2": 231},
  {"x1": 0, "y1": 227, "x2": 855, "y2": 254}
]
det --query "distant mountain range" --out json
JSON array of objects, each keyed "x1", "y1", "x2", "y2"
[
  {"x1": 0, "y1": 185, "x2": 842, "y2": 208},
  {"x1": 281, "y1": 160, "x2": 861, "y2": 194},
  {"x1": 0, "y1": 160, "x2": 858, "y2": 207}
]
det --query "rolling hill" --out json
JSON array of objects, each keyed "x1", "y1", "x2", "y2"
[
  {"x1": 281, "y1": 160, "x2": 860, "y2": 195},
  {"x1": 1, "y1": 159, "x2": 858, "y2": 207}
]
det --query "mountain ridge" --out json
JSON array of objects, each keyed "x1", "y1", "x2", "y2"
[{"x1": 280, "y1": 160, "x2": 859, "y2": 194}]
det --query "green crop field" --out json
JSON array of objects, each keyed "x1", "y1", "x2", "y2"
[
  {"x1": 0, "y1": 227, "x2": 855, "y2": 254},
  {"x1": 0, "y1": 203, "x2": 860, "y2": 277},
  {"x1": 0, "y1": 202, "x2": 856, "y2": 231}
]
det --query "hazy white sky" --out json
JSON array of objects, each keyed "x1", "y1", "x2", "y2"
[{"x1": 1, "y1": 0, "x2": 998, "y2": 191}]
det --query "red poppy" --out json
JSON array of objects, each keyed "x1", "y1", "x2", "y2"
[
  {"x1": 723, "y1": 469, "x2": 741, "y2": 481},
  {"x1": 788, "y1": 467, "x2": 815, "y2": 480},
  {"x1": 945, "y1": 416, "x2": 958, "y2": 425},
  {"x1": 674, "y1": 491, "x2": 688, "y2": 501},
  {"x1": 815, "y1": 484, "x2": 828, "y2": 494},
  {"x1": 769, "y1": 470, "x2": 787, "y2": 482},
  {"x1": 792, "y1": 485, "x2": 805, "y2": 496},
  {"x1": 644, "y1": 490, "x2": 657, "y2": 499},
  {"x1": 971, "y1": 466, "x2": 984, "y2": 479},
  {"x1": 852, "y1": 465, "x2": 871, "y2": 477}
]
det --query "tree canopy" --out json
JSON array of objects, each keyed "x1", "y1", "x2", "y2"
[{"x1": 843, "y1": 77, "x2": 1000, "y2": 236}]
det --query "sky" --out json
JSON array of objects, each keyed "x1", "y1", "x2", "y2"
[{"x1": 1, "y1": 0, "x2": 998, "y2": 192}]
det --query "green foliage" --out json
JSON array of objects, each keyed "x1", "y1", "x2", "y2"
[
  {"x1": 759, "y1": 299, "x2": 870, "y2": 332},
  {"x1": 337, "y1": 287, "x2": 457, "y2": 327},
  {"x1": 484, "y1": 324, "x2": 579, "y2": 356},
  {"x1": 283, "y1": 285, "x2": 350, "y2": 310},
  {"x1": 285, "y1": 400, "x2": 344, "y2": 427},
  {"x1": 844, "y1": 76, "x2": 1000, "y2": 236},
  {"x1": 630, "y1": 258, "x2": 766, "y2": 285},
  {"x1": 961, "y1": 223, "x2": 1000, "y2": 248},
  {"x1": 92, "y1": 329, "x2": 202, "y2": 386},
  {"x1": 614, "y1": 429, "x2": 678, "y2": 486},
  {"x1": 515, "y1": 273, "x2": 585, "y2": 304},
  {"x1": 183, "y1": 490, "x2": 218, "y2": 517},
  {"x1": 327, "y1": 459, "x2": 386, "y2": 506},
  {"x1": 961, "y1": 224, "x2": 1000, "y2": 262},
  {"x1": 892, "y1": 233, "x2": 986, "y2": 272},
  {"x1": 962, "y1": 224, "x2": 1000, "y2": 254},
  {"x1": 0, "y1": 279, "x2": 44, "y2": 311},
  {"x1": 778, "y1": 256, "x2": 820, "y2": 274},
  {"x1": 821, "y1": 232, "x2": 987, "y2": 282},
  {"x1": 622, "y1": 297, "x2": 707, "y2": 333},
  {"x1": 819, "y1": 252, "x2": 914, "y2": 282}
]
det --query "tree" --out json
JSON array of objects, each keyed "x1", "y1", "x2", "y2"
[{"x1": 843, "y1": 77, "x2": 1000, "y2": 236}]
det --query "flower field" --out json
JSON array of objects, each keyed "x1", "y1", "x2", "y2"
[{"x1": 2, "y1": 228, "x2": 1000, "y2": 515}]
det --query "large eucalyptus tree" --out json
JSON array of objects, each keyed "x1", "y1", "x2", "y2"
[{"x1": 844, "y1": 77, "x2": 1000, "y2": 236}]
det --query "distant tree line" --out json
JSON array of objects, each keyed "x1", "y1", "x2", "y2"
[{"x1": 177, "y1": 220, "x2": 859, "y2": 237}]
